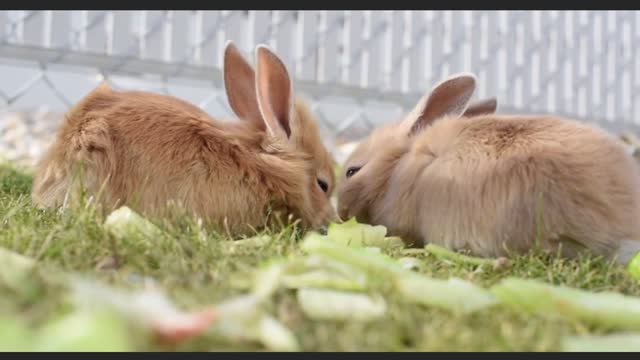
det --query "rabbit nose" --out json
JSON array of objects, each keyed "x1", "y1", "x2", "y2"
[
  {"x1": 317, "y1": 225, "x2": 329, "y2": 235},
  {"x1": 338, "y1": 206, "x2": 350, "y2": 222},
  {"x1": 314, "y1": 205, "x2": 338, "y2": 231}
]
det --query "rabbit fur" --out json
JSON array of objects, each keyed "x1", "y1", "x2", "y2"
[
  {"x1": 32, "y1": 42, "x2": 337, "y2": 235},
  {"x1": 337, "y1": 73, "x2": 640, "y2": 263}
]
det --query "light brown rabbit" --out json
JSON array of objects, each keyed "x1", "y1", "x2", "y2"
[
  {"x1": 32, "y1": 42, "x2": 337, "y2": 234},
  {"x1": 337, "y1": 73, "x2": 640, "y2": 262}
]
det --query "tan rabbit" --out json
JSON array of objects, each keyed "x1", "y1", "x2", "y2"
[
  {"x1": 32, "y1": 42, "x2": 337, "y2": 234},
  {"x1": 337, "y1": 73, "x2": 640, "y2": 262}
]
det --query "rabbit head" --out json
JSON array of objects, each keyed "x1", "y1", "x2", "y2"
[
  {"x1": 223, "y1": 42, "x2": 337, "y2": 227},
  {"x1": 336, "y1": 73, "x2": 490, "y2": 226}
]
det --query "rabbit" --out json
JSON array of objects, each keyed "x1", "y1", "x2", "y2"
[
  {"x1": 31, "y1": 42, "x2": 337, "y2": 235},
  {"x1": 337, "y1": 72, "x2": 640, "y2": 263}
]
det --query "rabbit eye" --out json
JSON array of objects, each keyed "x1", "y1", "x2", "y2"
[
  {"x1": 317, "y1": 179, "x2": 329, "y2": 193},
  {"x1": 346, "y1": 166, "x2": 361, "y2": 178}
]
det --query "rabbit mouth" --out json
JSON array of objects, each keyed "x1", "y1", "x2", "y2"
[
  {"x1": 338, "y1": 205, "x2": 370, "y2": 225},
  {"x1": 317, "y1": 225, "x2": 329, "y2": 235},
  {"x1": 338, "y1": 205, "x2": 350, "y2": 222}
]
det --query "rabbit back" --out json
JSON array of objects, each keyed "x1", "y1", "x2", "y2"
[
  {"x1": 408, "y1": 115, "x2": 640, "y2": 257},
  {"x1": 32, "y1": 84, "x2": 283, "y2": 232}
]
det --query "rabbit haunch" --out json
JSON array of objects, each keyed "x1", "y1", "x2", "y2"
[
  {"x1": 338, "y1": 73, "x2": 640, "y2": 261},
  {"x1": 32, "y1": 44, "x2": 336, "y2": 234}
]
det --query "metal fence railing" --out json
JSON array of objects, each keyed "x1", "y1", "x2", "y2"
[{"x1": 1, "y1": 11, "x2": 640, "y2": 165}]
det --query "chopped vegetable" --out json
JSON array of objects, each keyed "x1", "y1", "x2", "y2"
[
  {"x1": 562, "y1": 333, "x2": 640, "y2": 352},
  {"x1": 252, "y1": 260, "x2": 288, "y2": 301},
  {"x1": 103, "y1": 206, "x2": 164, "y2": 240},
  {"x1": 326, "y1": 218, "x2": 400, "y2": 248},
  {"x1": 281, "y1": 270, "x2": 368, "y2": 291},
  {"x1": 69, "y1": 278, "x2": 217, "y2": 343},
  {"x1": 210, "y1": 295, "x2": 299, "y2": 351},
  {"x1": 627, "y1": 250, "x2": 640, "y2": 281},
  {"x1": 214, "y1": 294, "x2": 262, "y2": 316},
  {"x1": 208, "y1": 295, "x2": 263, "y2": 342},
  {"x1": 326, "y1": 217, "x2": 386, "y2": 246},
  {"x1": 295, "y1": 255, "x2": 369, "y2": 279},
  {"x1": 0, "y1": 315, "x2": 34, "y2": 351},
  {"x1": 395, "y1": 273, "x2": 497, "y2": 314},
  {"x1": 425, "y1": 243, "x2": 512, "y2": 270},
  {"x1": 0, "y1": 310, "x2": 133, "y2": 352},
  {"x1": 34, "y1": 310, "x2": 133, "y2": 351},
  {"x1": 0, "y1": 246, "x2": 35, "y2": 271},
  {"x1": 257, "y1": 315, "x2": 299, "y2": 352},
  {"x1": 491, "y1": 278, "x2": 640, "y2": 330},
  {"x1": 397, "y1": 257, "x2": 423, "y2": 271},
  {"x1": 297, "y1": 288, "x2": 387, "y2": 321},
  {"x1": 301, "y1": 232, "x2": 404, "y2": 276},
  {"x1": 384, "y1": 236, "x2": 405, "y2": 246},
  {"x1": 0, "y1": 247, "x2": 36, "y2": 289},
  {"x1": 151, "y1": 308, "x2": 218, "y2": 344}
]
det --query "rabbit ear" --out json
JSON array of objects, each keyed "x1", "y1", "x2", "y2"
[
  {"x1": 223, "y1": 41, "x2": 264, "y2": 128},
  {"x1": 254, "y1": 44, "x2": 295, "y2": 140},
  {"x1": 407, "y1": 73, "x2": 477, "y2": 136},
  {"x1": 462, "y1": 97, "x2": 497, "y2": 117}
]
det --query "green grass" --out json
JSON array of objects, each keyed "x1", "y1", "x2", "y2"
[{"x1": 1, "y1": 161, "x2": 640, "y2": 351}]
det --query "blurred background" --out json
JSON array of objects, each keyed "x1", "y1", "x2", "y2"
[{"x1": 0, "y1": 10, "x2": 639, "y2": 167}]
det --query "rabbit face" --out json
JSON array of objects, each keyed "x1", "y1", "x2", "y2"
[
  {"x1": 224, "y1": 43, "x2": 338, "y2": 227},
  {"x1": 292, "y1": 100, "x2": 337, "y2": 200},
  {"x1": 287, "y1": 99, "x2": 339, "y2": 227},
  {"x1": 337, "y1": 121, "x2": 409, "y2": 224},
  {"x1": 337, "y1": 74, "x2": 496, "y2": 226}
]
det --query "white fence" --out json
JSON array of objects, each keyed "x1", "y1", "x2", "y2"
[{"x1": 1, "y1": 11, "x2": 640, "y2": 164}]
